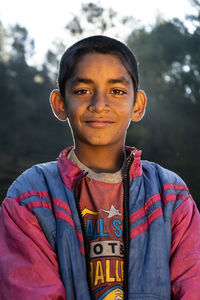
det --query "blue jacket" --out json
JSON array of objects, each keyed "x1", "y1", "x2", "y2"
[{"x1": 0, "y1": 147, "x2": 200, "y2": 299}]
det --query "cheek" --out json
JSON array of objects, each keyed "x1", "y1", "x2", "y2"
[
  {"x1": 67, "y1": 105, "x2": 81, "y2": 120},
  {"x1": 67, "y1": 107, "x2": 85, "y2": 133},
  {"x1": 119, "y1": 107, "x2": 133, "y2": 123}
]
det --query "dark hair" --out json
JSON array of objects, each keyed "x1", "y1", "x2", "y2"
[{"x1": 57, "y1": 35, "x2": 139, "y2": 102}]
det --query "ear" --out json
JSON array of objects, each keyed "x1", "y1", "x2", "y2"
[
  {"x1": 49, "y1": 89, "x2": 68, "y2": 121},
  {"x1": 131, "y1": 90, "x2": 147, "y2": 122}
]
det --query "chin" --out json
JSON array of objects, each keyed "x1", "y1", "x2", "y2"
[
  {"x1": 87, "y1": 139, "x2": 121, "y2": 147},
  {"x1": 75, "y1": 134, "x2": 122, "y2": 148}
]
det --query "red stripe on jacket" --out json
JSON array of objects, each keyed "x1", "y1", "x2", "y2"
[{"x1": 129, "y1": 183, "x2": 189, "y2": 239}]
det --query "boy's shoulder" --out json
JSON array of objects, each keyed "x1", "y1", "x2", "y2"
[
  {"x1": 142, "y1": 159, "x2": 187, "y2": 187},
  {"x1": 6, "y1": 160, "x2": 59, "y2": 199},
  {"x1": 141, "y1": 160, "x2": 190, "y2": 213},
  {"x1": 125, "y1": 146, "x2": 185, "y2": 188}
]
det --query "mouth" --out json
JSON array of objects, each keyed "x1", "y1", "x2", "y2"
[{"x1": 85, "y1": 118, "x2": 115, "y2": 128}]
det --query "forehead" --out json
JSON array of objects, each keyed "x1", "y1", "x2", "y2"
[{"x1": 72, "y1": 52, "x2": 131, "y2": 80}]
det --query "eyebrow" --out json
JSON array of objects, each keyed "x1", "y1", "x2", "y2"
[
  {"x1": 70, "y1": 77, "x2": 93, "y2": 86},
  {"x1": 107, "y1": 76, "x2": 131, "y2": 86},
  {"x1": 70, "y1": 76, "x2": 131, "y2": 86}
]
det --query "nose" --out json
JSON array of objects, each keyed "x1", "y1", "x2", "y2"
[{"x1": 88, "y1": 91, "x2": 110, "y2": 113}]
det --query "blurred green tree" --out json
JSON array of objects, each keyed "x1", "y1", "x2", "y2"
[
  {"x1": 0, "y1": 23, "x2": 72, "y2": 201},
  {"x1": 126, "y1": 15, "x2": 200, "y2": 204}
]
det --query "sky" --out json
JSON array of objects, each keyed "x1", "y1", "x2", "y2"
[{"x1": 0, "y1": 0, "x2": 197, "y2": 65}]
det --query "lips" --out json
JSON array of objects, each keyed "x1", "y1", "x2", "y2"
[{"x1": 84, "y1": 118, "x2": 115, "y2": 128}]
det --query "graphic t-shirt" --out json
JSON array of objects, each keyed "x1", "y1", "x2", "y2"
[{"x1": 68, "y1": 150, "x2": 125, "y2": 300}]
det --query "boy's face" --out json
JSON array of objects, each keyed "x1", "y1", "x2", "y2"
[{"x1": 51, "y1": 53, "x2": 146, "y2": 150}]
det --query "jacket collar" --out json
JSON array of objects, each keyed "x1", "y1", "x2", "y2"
[
  {"x1": 125, "y1": 146, "x2": 142, "y2": 180},
  {"x1": 57, "y1": 146, "x2": 142, "y2": 191}
]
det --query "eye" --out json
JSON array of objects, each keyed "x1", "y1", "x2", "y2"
[
  {"x1": 73, "y1": 89, "x2": 90, "y2": 95},
  {"x1": 111, "y1": 89, "x2": 126, "y2": 95}
]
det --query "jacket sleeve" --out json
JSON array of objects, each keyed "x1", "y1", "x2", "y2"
[
  {"x1": 170, "y1": 194, "x2": 200, "y2": 299},
  {"x1": 0, "y1": 197, "x2": 66, "y2": 300}
]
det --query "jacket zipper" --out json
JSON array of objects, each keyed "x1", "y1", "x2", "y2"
[
  {"x1": 123, "y1": 150, "x2": 135, "y2": 299},
  {"x1": 74, "y1": 172, "x2": 93, "y2": 299},
  {"x1": 74, "y1": 149, "x2": 136, "y2": 299}
]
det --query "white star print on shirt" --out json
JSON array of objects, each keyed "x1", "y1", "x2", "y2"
[{"x1": 101, "y1": 205, "x2": 121, "y2": 218}]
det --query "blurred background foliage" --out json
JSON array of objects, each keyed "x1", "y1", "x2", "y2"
[{"x1": 0, "y1": 1, "x2": 200, "y2": 206}]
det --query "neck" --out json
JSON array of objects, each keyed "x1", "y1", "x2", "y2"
[{"x1": 74, "y1": 143, "x2": 125, "y2": 173}]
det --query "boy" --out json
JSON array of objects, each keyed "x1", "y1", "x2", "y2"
[{"x1": 0, "y1": 35, "x2": 200, "y2": 300}]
